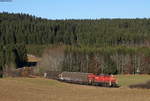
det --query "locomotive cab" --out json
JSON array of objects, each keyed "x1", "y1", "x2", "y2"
[{"x1": 88, "y1": 74, "x2": 118, "y2": 87}]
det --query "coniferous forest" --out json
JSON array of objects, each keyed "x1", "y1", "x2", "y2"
[{"x1": 1, "y1": 12, "x2": 150, "y2": 75}]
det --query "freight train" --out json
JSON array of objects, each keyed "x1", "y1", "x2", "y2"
[{"x1": 58, "y1": 72, "x2": 119, "y2": 87}]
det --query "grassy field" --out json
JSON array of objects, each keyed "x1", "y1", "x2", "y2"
[
  {"x1": 117, "y1": 75, "x2": 150, "y2": 86},
  {"x1": 0, "y1": 75, "x2": 150, "y2": 101}
]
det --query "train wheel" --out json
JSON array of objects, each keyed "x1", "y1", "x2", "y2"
[
  {"x1": 104, "y1": 83, "x2": 110, "y2": 87},
  {"x1": 92, "y1": 82, "x2": 96, "y2": 86}
]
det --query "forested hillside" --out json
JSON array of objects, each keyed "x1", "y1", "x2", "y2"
[
  {"x1": 1, "y1": 12, "x2": 150, "y2": 46},
  {"x1": 1, "y1": 12, "x2": 150, "y2": 75}
]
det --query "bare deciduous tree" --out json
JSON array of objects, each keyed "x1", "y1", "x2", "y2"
[{"x1": 35, "y1": 46, "x2": 65, "y2": 74}]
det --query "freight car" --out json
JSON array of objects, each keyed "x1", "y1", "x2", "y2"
[{"x1": 58, "y1": 72, "x2": 118, "y2": 87}]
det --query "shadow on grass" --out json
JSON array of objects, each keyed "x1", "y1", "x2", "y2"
[{"x1": 129, "y1": 80, "x2": 150, "y2": 89}]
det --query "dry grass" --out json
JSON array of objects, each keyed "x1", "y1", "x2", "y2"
[{"x1": 0, "y1": 76, "x2": 150, "y2": 101}]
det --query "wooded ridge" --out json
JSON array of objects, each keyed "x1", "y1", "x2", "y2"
[{"x1": 1, "y1": 12, "x2": 150, "y2": 75}]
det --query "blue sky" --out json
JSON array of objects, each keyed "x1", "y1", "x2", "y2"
[{"x1": 0, "y1": 0, "x2": 149, "y2": 19}]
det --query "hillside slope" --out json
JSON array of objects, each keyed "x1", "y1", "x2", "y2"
[{"x1": 0, "y1": 76, "x2": 150, "y2": 101}]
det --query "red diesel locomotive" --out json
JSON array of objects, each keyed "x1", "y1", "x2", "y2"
[{"x1": 58, "y1": 72, "x2": 118, "y2": 87}]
